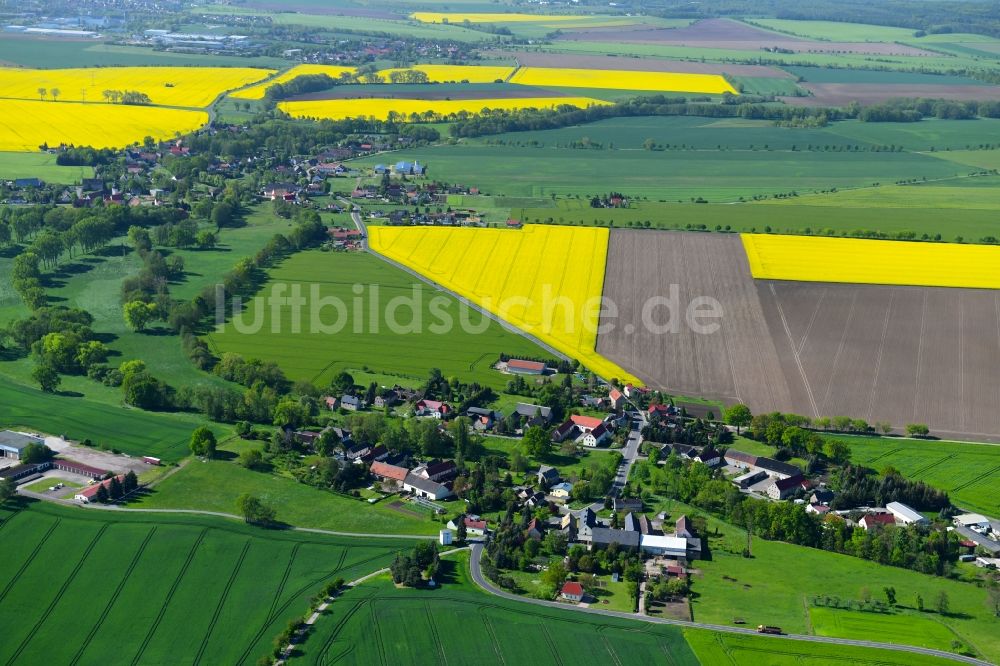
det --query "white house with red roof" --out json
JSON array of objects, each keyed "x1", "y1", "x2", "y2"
[
  {"x1": 569, "y1": 414, "x2": 604, "y2": 432},
  {"x1": 581, "y1": 423, "x2": 611, "y2": 448},
  {"x1": 859, "y1": 512, "x2": 897, "y2": 530},
  {"x1": 608, "y1": 388, "x2": 626, "y2": 410},
  {"x1": 74, "y1": 474, "x2": 126, "y2": 503},
  {"x1": 560, "y1": 581, "x2": 584, "y2": 602},
  {"x1": 414, "y1": 399, "x2": 451, "y2": 419}
]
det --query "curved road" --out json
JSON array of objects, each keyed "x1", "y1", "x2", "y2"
[{"x1": 468, "y1": 544, "x2": 992, "y2": 666}]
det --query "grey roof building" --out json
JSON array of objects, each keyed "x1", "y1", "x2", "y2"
[{"x1": 0, "y1": 431, "x2": 44, "y2": 460}]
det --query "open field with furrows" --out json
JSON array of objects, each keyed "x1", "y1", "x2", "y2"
[
  {"x1": 206, "y1": 250, "x2": 548, "y2": 390},
  {"x1": 352, "y1": 142, "x2": 965, "y2": 201},
  {"x1": 0, "y1": 66, "x2": 272, "y2": 107},
  {"x1": 845, "y1": 436, "x2": 1000, "y2": 516},
  {"x1": 0, "y1": 380, "x2": 223, "y2": 461},
  {"x1": 229, "y1": 64, "x2": 356, "y2": 99},
  {"x1": 645, "y1": 501, "x2": 1000, "y2": 661},
  {"x1": 278, "y1": 96, "x2": 609, "y2": 121},
  {"x1": 0, "y1": 150, "x2": 93, "y2": 183},
  {"x1": 508, "y1": 67, "x2": 737, "y2": 94},
  {"x1": 485, "y1": 50, "x2": 792, "y2": 77},
  {"x1": 293, "y1": 559, "x2": 700, "y2": 666},
  {"x1": 597, "y1": 230, "x2": 1000, "y2": 441},
  {"x1": 367, "y1": 225, "x2": 639, "y2": 383},
  {"x1": 287, "y1": 82, "x2": 564, "y2": 102},
  {"x1": 742, "y1": 234, "x2": 1000, "y2": 289},
  {"x1": 0, "y1": 99, "x2": 207, "y2": 152},
  {"x1": 0, "y1": 500, "x2": 411, "y2": 666},
  {"x1": 556, "y1": 18, "x2": 936, "y2": 57},
  {"x1": 130, "y1": 457, "x2": 447, "y2": 535}
]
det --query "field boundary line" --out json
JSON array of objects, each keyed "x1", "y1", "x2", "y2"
[
  {"x1": 0, "y1": 517, "x2": 60, "y2": 604},
  {"x1": 193, "y1": 539, "x2": 253, "y2": 665},
  {"x1": 6, "y1": 523, "x2": 109, "y2": 666},
  {"x1": 769, "y1": 283, "x2": 819, "y2": 418},
  {"x1": 70, "y1": 526, "x2": 158, "y2": 666},
  {"x1": 131, "y1": 527, "x2": 208, "y2": 666}
]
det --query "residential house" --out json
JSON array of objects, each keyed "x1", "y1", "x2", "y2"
[
  {"x1": 623, "y1": 512, "x2": 654, "y2": 535},
  {"x1": 414, "y1": 399, "x2": 451, "y2": 419},
  {"x1": 577, "y1": 508, "x2": 598, "y2": 544},
  {"x1": 887, "y1": 501, "x2": 928, "y2": 526},
  {"x1": 560, "y1": 581, "x2": 584, "y2": 602},
  {"x1": 392, "y1": 160, "x2": 426, "y2": 176},
  {"x1": 262, "y1": 182, "x2": 301, "y2": 201},
  {"x1": 360, "y1": 445, "x2": 389, "y2": 464},
  {"x1": 550, "y1": 482, "x2": 574, "y2": 500},
  {"x1": 590, "y1": 528, "x2": 640, "y2": 551},
  {"x1": 550, "y1": 420, "x2": 577, "y2": 443},
  {"x1": 694, "y1": 447, "x2": 722, "y2": 468},
  {"x1": 452, "y1": 516, "x2": 487, "y2": 537},
  {"x1": 341, "y1": 395, "x2": 366, "y2": 412},
  {"x1": 466, "y1": 407, "x2": 501, "y2": 430},
  {"x1": 608, "y1": 388, "x2": 625, "y2": 411},
  {"x1": 810, "y1": 488, "x2": 835, "y2": 505},
  {"x1": 513, "y1": 403, "x2": 552, "y2": 426},
  {"x1": 402, "y1": 473, "x2": 452, "y2": 500},
  {"x1": 74, "y1": 475, "x2": 127, "y2": 503},
  {"x1": 581, "y1": 423, "x2": 611, "y2": 448},
  {"x1": 537, "y1": 465, "x2": 561, "y2": 487},
  {"x1": 647, "y1": 404, "x2": 674, "y2": 421},
  {"x1": 506, "y1": 359, "x2": 546, "y2": 375},
  {"x1": 345, "y1": 443, "x2": 371, "y2": 461},
  {"x1": 675, "y1": 515, "x2": 694, "y2": 539},
  {"x1": 412, "y1": 460, "x2": 458, "y2": 483},
  {"x1": 373, "y1": 392, "x2": 400, "y2": 409},
  {"x1": 612, "y1": 498, "x2": 642, "y2": 513},
  {"x1": 860, "y1": 513, "x2": 897, "y2": 530},
  {"x1": 323, "y1": 396, "x2": 339, "y2": 411},
  {"x1": 569, "y1": 415, "x2": 604, "y2": 433},
  {"x1": 806, "y1": 503, "x2": 830, "y2": 516},
  {"x1": 525, "y1": 517, "x2": 545, "y2": 541},
  {"x1": 766, "y1": 475, "x2": 803, "y2": 500}
]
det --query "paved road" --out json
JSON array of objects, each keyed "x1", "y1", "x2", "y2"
[{"x1": 468, "y1": 544, "x2": 991, "y2": 666}]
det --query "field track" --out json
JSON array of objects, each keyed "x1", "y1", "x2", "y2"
[{"x1": 598, "y1": 230, "x2": 1000, "y2": 441}]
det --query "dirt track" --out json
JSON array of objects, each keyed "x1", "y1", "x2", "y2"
[{"x1": 598, "y1": 230, "x2": 1000, "y2": 441}]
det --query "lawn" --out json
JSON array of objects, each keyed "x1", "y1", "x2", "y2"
[
  {"x1": 0, "y1": 499, "x2": 410, "y2": 666},
  {"x1": 22, "y1": 478, "x2": 83, "y2": 492},
  {"x1": 481, "y1": 435, "x2": 620, "y2": 481},
  {"x1": 663, "y1": 501, "x2": 1000, "y2": 662},
  {"x1": 0, "y1": 151, "x2": 92, "y2": 183},
  {"x1": 205, "y1": 249, "x2": 550, "y2": 391},
  {"x1": 809, "y1": 607, "x2": 961, "y2": 652},
  {"x1": 129, "y1": 457, "x2": 447, "y2": 535},
  {"x1": 0, "y1": 379, "x2": 220, "y2": 461},
  {"x1": 843, "y1": 435, "x2": 1000, "y2": 516}
]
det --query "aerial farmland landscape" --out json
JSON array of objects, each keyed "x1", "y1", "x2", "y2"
[{"x1": 0, "y1": 0, "x2": 999, "y2": 664}]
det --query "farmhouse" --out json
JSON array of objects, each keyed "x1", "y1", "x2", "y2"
[
  {"x1": 411, "y1": 459, "x2": 457, "y2": 482},
  {"x1": 537, "y1": 465, "x2": 561, "y2": 486},
  {"x1": 766, "y1": 475, "x2": 803, "y2": 500},
  {"x1": 608, "y1": 388, "x2": 625, "y2": 410},
  {"x1": 505, "y1": 358, "x2": 546, "y2": 375},
  {"x1": 340, "y1": 395, "x2": 366, "y2": 411},
  {"x1": 0, "y1": 430, "x2": 44, "y2": 460},
  {"x1": 613, "y1": 498, "x2": 643, "y2": 513},
  {"x1": 590, "y1": 527, "x2": 640, "y2": 550},
  {"x1": 513, "y1": 403, "x2": 552, "y2": 426},
  {"x1": 370, "y1": 461, "x2": 409, "y2": 483},
  {"x1": 886, "y1": 501, "x2": 928, "y2": 526},
  {"x1": 74, "y1": 475, "x2": 127, "y2": 503},
  {"x1": 581, "y1": 423, "x2": 611, "y2": 448},
  {"x1": 415, "y1": 399, "x2": 451, "y2": 419},
  {"x1": 402, "y1": 473, "x2": 453, "y2": 500},
  {"x1": 859, "y1": 513, "x2": 897, "y2": 530}
]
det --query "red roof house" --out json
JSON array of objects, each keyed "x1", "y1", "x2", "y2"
[
  {"x1": 569, "y1": 415, "x2": 604, "y2": 432},
  {"x1": 560, "y1": 581, "x2": 584, "y2": 602}
]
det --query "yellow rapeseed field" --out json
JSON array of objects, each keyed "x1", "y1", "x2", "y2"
[
  {"x1": 741, "y1": 234, "x2": 1000, "y2": 289},
  {"x1": 229, "y1": 64, "x2": 356, "y2": 100},
  {"x1": 377, "y1": 64, "x2": 515, "y2": 83},
  {"x1": 0, "y1": 99, "x2": 208, "y2": 152},
  {"x1": 368, "y1": 225, "x2": 641, "y2": 384},
  {"x1": 279, "y1": 96, "x2": 609, "y2": 121},
  {"x1": 509, "y1": 67, "x2": 738, "y2": 94},
  {"x1": 0, "y1": 66, "x2": 272, "y2": 107},
  {"x1": 411, "y1": 12, "x2": 586, "y2": 23}
]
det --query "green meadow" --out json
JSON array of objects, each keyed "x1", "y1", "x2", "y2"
[
  {"x1": 0, "y1": 151, "x2": 93, "y2": 184},
  {"x1": 206, "y1": 250, "x2": 548, "y2": 390},
  {"x1": 0, "y1": 500, "x2": 410, "y2": 666}
]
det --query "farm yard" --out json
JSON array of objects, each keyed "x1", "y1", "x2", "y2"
[
  {"x1": 206, "y1": 250, "x2": 549, "y2": 390},
  {"x1": 0, "y1": 500, "x2": 411, "y2": 666},
  {"x1": 368, "y1": 225, "x2": 639, "y2": 383},
  {"x1": 846, "y1": 436, "x2": 1000, "y2": 516},
  {"x1": 597, "y1": 230, "x2": 1000, "y2": 440}
]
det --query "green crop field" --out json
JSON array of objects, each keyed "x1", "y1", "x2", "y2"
[
  {"x1": 844, "y1": 435, "x2": 1000, "y2": 516},
  {"x1": 131, "y1": 457, "x2": 449, "y2": 535},
  {"x1": 750, "y1": 19, "x2": 975, "y2": 44},
  {"x1": 683, "y1": 630, "x2": 956, "y2": 665},
  {"x1": 206, "y1": 250, "x2": 548, "y2": 390},
  {"x1": 660, "y1": 500, "x2": 1000, "y2": 662},
  {"x1": 509, "y1": 198, "x2": 999, "y2": 240},
  {"x1": 809, "y1": 607, "x2": 960, "y2": 652},
  {"x1": 352, "y1": 142, "x2": 963, "y2": 200},
  {"x1": 755, "y1": 181, "x2": 1000, "y2": 210},
  {"x1": 0, "y1": 500, "x2": 410, "y2": 666},
  {"x1": 784, "y1": 65, "x2": 988, "y2": 86},
  {"x1": 0, "y1": 151, "x2": 92, "y2": 184},
  {"x1": 930, "y1": 150, "x2": 1000, "y2": 171},
  {"x1": 0, "y1": 379, "x2": 220, "y2": 460}
]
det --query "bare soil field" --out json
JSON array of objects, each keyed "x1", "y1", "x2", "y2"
[
  {"x1": 490, "y1": 50, "x2": 792, "y2": 78},
  {"x1": 784, "y1": 83, "x2": 1000, "y2": 106},
  {"x1": 245, "y1": 1, "x2": 401, "y2": 19},
  {"x1": 598, "y1": 230, "x2": 1000, "y2": 441},
  {"x1": 555, "y1": 18, "x2": 936, "y2": 56}
]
